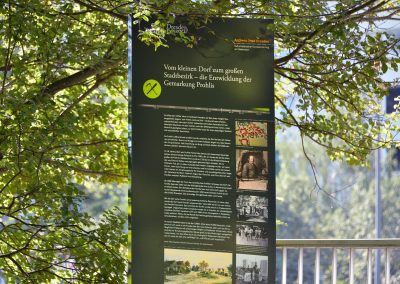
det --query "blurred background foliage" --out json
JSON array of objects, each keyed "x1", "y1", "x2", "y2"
[{"x1": 276, "y1": 128, "x2": 400, "y2": 283}]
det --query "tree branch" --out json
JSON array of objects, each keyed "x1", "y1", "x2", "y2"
[
  {"x1": 274, "y1": 0, "x2": 386, "y2": 65},
  {"x1": 38, "y1": 60, "x2": 121, "y2": 98},
  {"x1": 43, "y1": 159, "x2": 127, "y2": 179},
  {"x1": 48, "y1": 139, "x2": 122, "y2": 151},
  {"x1": 73, "y1": 0, "x2": 127, "y2": 21},
  {"x1": 54, "y1": 71, "x2": 115, "y2": 122},
  {"x1": 0, "y1": 229, "x2": 42, "y2": 259}
]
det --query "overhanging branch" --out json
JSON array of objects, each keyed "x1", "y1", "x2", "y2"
[
  {"x1": 274, "y1": 0, "x2": 386, "y2": 65},
  {"x1": 38, "y1": 60, "x2": 121, "y2": 98},
  {"x1": 73, "y1": 0, "x2": 127, "y2": 21}
]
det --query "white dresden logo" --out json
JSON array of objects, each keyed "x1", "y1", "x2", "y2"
[{"x1": 167, "y1": 24, "x2": 188, "y2": 34}]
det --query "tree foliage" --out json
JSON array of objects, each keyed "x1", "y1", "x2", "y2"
[
  {"x1": 133, "y1": 0, "x2": 400, "y2": 165},
  {"x1": 0, "y1": 1, "x2": 128, "y2": 282},
  {"x1": 1, "y1": 0, "x2": 400, "y2": 282}
]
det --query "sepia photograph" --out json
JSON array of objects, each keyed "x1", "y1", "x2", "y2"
[
  {"x1": 236, "y1": 224, "x2": 268, "y2": 247},
  {"x1": 236, "y1": 150, "x2": 268, "y2": 191},
  {"x1": 235, "y1": 121, "x2": 268, "y2": 147},
  {"x1": 236, "y1": 195, "x2": 268, "y2": 222},
  {"x1": 164, "y1": 248, "x2": 232, "y2": 284},
  {"x1": 236, "y1": 254, "x2": 268, "y2": 284}
]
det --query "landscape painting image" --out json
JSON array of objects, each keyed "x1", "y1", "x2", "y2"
[{"x1": 164, "y1": 248, "x2": 232, "y2": 283}]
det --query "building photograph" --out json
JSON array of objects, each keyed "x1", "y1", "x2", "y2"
[{"x1": 236, "y1": 254, "x2": 268, "y2": 284}]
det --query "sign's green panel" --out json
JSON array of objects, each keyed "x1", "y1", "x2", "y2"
[{"x1": 129, "y1": 17, "x2": 275, "y2": 284}]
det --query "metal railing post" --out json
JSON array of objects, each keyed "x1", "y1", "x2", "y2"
[
  {"x1": 368, "y1": 248, "x2": 373, "y2": 284},
  {"x1": 385, "y1": 248, "x2": 390, "y2": 284},
  {"x1": 298, "y1": 248, "x2": 303, "y2": 284},
  {"x1": 332, "y1": 248, "x2": 337, "y2": 284},
  {"x1": 349, "y1": 248, "x2": 354, "y2": 284},
  {"x1": 282, "y1": 247, "x2": 287, "y2": 284},
  {"x1": 315, "y1": 248, "x2": 320, "y2": 284}
]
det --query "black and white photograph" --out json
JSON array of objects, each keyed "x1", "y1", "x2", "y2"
[
  {"x1": 236, "y1": 254, "x2": 268, "y2": 284},
  {"x1": 236, "y1": 195, "x2": 268, "y2": 222},
  {"x1": 236, "y1": 224, "x2": 268, "y2": 247},
  {"x1": 236, "y1": 150, "x2": 268, "y2": 191}
]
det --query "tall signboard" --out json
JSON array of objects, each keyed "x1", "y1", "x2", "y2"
[{"x1": 129, "y1": 16, "x2": 275, "y2": 284}]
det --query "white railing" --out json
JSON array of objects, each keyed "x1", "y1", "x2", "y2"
[{"x1": 277, "y1": 239, "x2": 400, "y2": 284}]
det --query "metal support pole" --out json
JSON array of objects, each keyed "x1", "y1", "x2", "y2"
[{"x1": 375, "y1": 145, "x2": 382, "y2": 284}]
